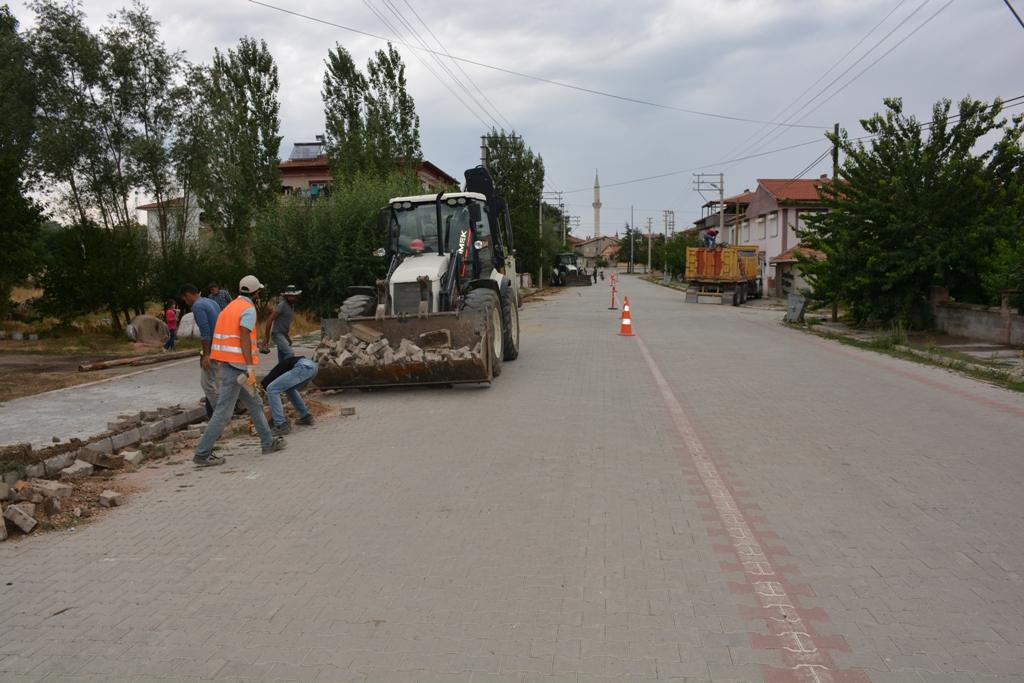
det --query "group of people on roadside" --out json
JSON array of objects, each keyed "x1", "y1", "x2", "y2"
[
  {"x1": 161, "y1": 283, "x2": 231, "y2": 352},
  {"x1": 177, "y1": 277, "x2": 319, "y2": 467}
]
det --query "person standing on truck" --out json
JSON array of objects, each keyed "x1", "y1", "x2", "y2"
[
  {"x1": 262, "y1": 285, "x2": 300, "y2": 363},
  {"x1": 704, "y1": 227, "x2": 718, "y2": 249},
  {"x1": 193, "y1": 275, "x2": 284, "y2": 467}
]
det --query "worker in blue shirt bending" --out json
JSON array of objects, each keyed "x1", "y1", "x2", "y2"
[{"x1": 180, "y1": 284, "x2": 223, "y2": 418}]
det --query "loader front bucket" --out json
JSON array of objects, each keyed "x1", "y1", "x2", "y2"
[{"x1": 312, "y1": 312, "x2": 493, "y2": 389}]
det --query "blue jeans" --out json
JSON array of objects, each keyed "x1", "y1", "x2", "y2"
[
  {"x1": 164, "y1": 329, "x2": 177, "y2": 350},
  {"x1": 267, "y1": 358, "x2": 317, "y2": 426},
  {"x1": 704, "y1": 236, "x2": 716, "y2": 248},
  {"x1": 195, "y1": 363, "x2": 274, "y2": 457},
  {"x1": 272, "y1": 331, "x2": 293, "y2": 363}
]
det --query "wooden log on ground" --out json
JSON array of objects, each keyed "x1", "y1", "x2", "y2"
[{"x1": 78, "y1": 349, "x2": 199, "y2": 372}]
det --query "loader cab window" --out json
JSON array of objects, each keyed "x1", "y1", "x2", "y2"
[{"x1": 392, "y1": 200, "x2": 473, "y2": 256}]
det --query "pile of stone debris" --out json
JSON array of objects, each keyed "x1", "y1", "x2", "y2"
[
  {"x1": 0, "y1": 402, "x2": 206, "y2": 541},
  {"x1": 313, "y1": 327, "x2": 479, "y2": 369}
]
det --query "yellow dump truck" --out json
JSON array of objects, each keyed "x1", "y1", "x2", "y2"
[{"x1": 684, "y1": 245, "x2": 764, "y2": 305}]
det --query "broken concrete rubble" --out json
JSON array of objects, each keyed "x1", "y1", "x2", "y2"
[
  {"x1": 4, "y1": 502, "x2": 37, "y2": 533},
  {"x1": 60, "y1": 460, "x2": 94, "y2": 481},
  {"x1": 27, "y1": 479, "x2": 72, "y2": 499},
  {"x1": 98, "y1": 490, "x2": 122, "y2": 508}
]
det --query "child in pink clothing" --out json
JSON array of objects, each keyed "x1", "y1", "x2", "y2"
[{"x1": 163, "y1": 300, "x2": 178, "y2": 350}]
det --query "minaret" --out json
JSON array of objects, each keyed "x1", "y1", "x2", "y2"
[{"x1": 592, "y1": 170, "x2": 602, "y2": 238}]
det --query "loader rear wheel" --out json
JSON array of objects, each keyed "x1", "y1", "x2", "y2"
[
  {"x1": 339, "y1": 294, "x2": 376, "y2": 320},
  {"x1": 500, "y1": 286, "x2": 520, "y2": 362},
  {"x1": 462, "y1": 289, "x2": 503, "y2": 378}
]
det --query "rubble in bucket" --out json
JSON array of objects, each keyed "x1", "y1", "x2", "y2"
[{"x1": 313, "y1": 328, "x2": 480, "y2": 369}]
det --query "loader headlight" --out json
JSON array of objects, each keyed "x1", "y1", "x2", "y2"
[{"x1": 474, "y1": 240, "x2": 484, "y2": 250}]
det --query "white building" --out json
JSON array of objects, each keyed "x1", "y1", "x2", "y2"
[{"x1": 137, "y1": 196, "x2": 208, "y2": 244}]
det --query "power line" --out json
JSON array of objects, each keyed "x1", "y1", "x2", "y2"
[
  {"x1": 398, "y1": 0, "x2": 515, "y2": 131},
  {"x1": 738, "y1": 0, "x2": 937, "y2": 162},
  {"x1": 718, "y1": 0, "x2": 911, "y2": 166},
  {"x1": 376, "y1": 0, "x2": 503, "y2": 130},
  {"x1": 565, "y1": 94, "x2": 1024, "y2": 196},
  {"x1": 1004, "y1": 0, "x2": 1024, "y2": 30},
  {"x1": 563, "y1": 137, "x2": 828, "y2": 193},
  {"x1": 358, "y1": 0, "x2": 491, "y2": 129},
  {"x1": 787, "y1": 0, "x2": 957, "y2": 130},
  {"x1": 246, "y1": 0, "x2": 829, "y2": 129}
]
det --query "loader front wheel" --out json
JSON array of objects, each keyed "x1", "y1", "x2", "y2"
[
  {"x1": 500, "y1": 286, "x2": 520, "y2": 362},
  {"x1": 339, "y1": 294, "x2": 376, "y2": 320},
  {"x1": 462, "y1": 289, "x2": 503, "y2": 378}
]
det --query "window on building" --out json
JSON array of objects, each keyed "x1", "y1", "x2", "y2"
[
  {"x1": 742, "y1": 220, "x2": 750, "y2": 242},
  {"x1": 757, "y1": 216, "x2": 766, "y2": 240},
  {"x1": 768, "y1": 212, "x2": 778, "y2": 238}
]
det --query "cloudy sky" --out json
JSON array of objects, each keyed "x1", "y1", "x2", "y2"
[{"x1": 10, "y1": 0, "x2": 1023, "y2": 236}]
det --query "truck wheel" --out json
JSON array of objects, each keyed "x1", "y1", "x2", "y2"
[
  {"x1": 500, "y1": 285, "x2": 520, "y2": 361},
  {"x1": 461, "y1": 289, "x2": 503, "y2": 378},
  {"x1": 339, "y1": 294, "x2": 376, "y2": 320}
]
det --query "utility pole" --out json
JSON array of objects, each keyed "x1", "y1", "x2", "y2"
[
  {"x1": 538, "y1": 189, "x2": 562, "y2": 289},
  {"x1": 832, "y1": 122, "x2": 840, "y2": 180},
  {"x1": 629, "y1": 204, "x2": 635, "y2": 274},
  {"x1": 693, "y1": 173, "x2": 725, "y2": 244},
  {"x1": 831, "y1": 122, "x2": 840, "y2": 322},
  {"x1": 480, "y1": 135, "x2": 488, "y2": 169},
  {"x1": 646, "y1": 216, "x2": 653, "y2": 273}
]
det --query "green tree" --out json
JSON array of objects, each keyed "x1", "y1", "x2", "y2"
[
  {"x1": 662, "y1": 232, "x2": 701, "y2": 278},
  {"x1": 322, "y1": 42, "x2": 420, "y2": 183},
  {"x1": 482, "y1": 130, "x2": 545, "y2": 279},
  {"x1": 195, "y1": 36, "x2": 282, "y2": 251},
  {"x1": 27, "y1": 0, "x2": 104, "y2": 224},
  {"x1": 0, "y1": 5, "x2": 43, "y2": 315},
  {"x1": 799, "y1": 97, "x2": 1020, "y2": 325},
  {"x1": 322, "y1": 44, "x2": 368, "y2": 182},
  {"x1": 619, "y1": 225, "x2": 646, "y2": 272},
  {"x1": 39, "y1": 221, "x2": 150, "y2": 331},
  {"x1": 252, "y1": 173, "x2": 422, "y2": 316},
  {"x1": 365, "y1": 43, "x2": 420, "y2": 176},
  {"x1": 104, "y1": 1, "x2": 183, "y2": 254}
]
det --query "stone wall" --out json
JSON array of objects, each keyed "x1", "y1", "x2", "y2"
[{"x1": 931, "y1": 287, "x2": 1024, "y2": 346}]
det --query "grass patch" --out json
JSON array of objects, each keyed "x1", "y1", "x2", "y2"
[{"x1": 807, "y1": 327, "x2": 1024, "y2": 393}]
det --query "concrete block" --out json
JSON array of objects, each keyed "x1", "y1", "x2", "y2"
[
  {"x1": 184, "y1": 405, "x2": 207, "y2": 423},
  {"x1": 140, "y1": 420, "x2": 168, "y2": 441},
  {"x1": 60, "y1": 460, "x2": 94, "y2": 480},
  {"x1": 123, "y1": 449, "x2": 145, "y2": 467},
  {"x1": 43, "y1": 497, "x2": 61, "y2": 516},
  {"x1": 24, "y1": 463, "x2": 44, "y2": 479},
  {"x1": 43, "y1": 453, "x2": 75, "y2": 476},
  {"x1": 110, "y1": 427, "x2": 141, "y2": 451},
  {"x1": 15, "y1": 486, "x2": 42, "y2": 504},
  {"x1": 0, "y1": 515, "x2": 7, "y2": 541},
  {"x1": 28, "y1": 478, "x2": 72, "y2": 499},
  {"x1": 164, "y1": 411, "x2": 190, "y2": 431},
  {"x1": 2, "y1": 471, "x2": 19, "y2": 486},
  {"x1": 4, "y1": 502, "x2": 37, "y2": 533},
  {"x1": 0, "y1": 482, "x2": 10, "y2": 501},
  {"x1": 84, "y1": 437, "x2": 113, "y2": 455},
  {"x1": 98, "y1": 490, "x2": 123, "y2": 508},
  {"x1": 78, "y1": 443, "x2": 123, "y2": 469},
  {"x1": 140, "y1": 410, "x2": 160, "y2": 421},
  {"x1": 179, "y1": 428, "x2": 201, "y2": 439}
]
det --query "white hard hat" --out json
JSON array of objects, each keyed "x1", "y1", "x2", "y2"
[{"x1": 239, "y1": 275, "x2": 264, "y2": 294}]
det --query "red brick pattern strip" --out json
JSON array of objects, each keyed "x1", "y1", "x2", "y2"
[{"x1": 633, "y1": 334, "x2": 870, "y2": 683}]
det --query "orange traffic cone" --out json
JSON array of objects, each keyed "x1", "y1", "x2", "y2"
[
  {"x1": 618, "y1": 296, "x2": 634, "y2": 336},
  {"x1": 608, "y1": 285, "x2": 618, "y2": 310}
]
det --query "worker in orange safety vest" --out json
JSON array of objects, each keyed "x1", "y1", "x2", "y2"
[{"x1": 193, "y1": 275, "x2": 286, "y2": 466}]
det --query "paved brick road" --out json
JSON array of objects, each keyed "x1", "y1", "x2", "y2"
[{"x1": 2, "y1": 275, "x2": 1022, "y2": 682}]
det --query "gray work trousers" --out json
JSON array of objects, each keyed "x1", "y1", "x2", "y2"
[
  {"x1": 195, "y1": 363, "x2": 274, "y2": 458},
  {"x1": 200, "y1": 357, "x2": 219, "y2": 414}
]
